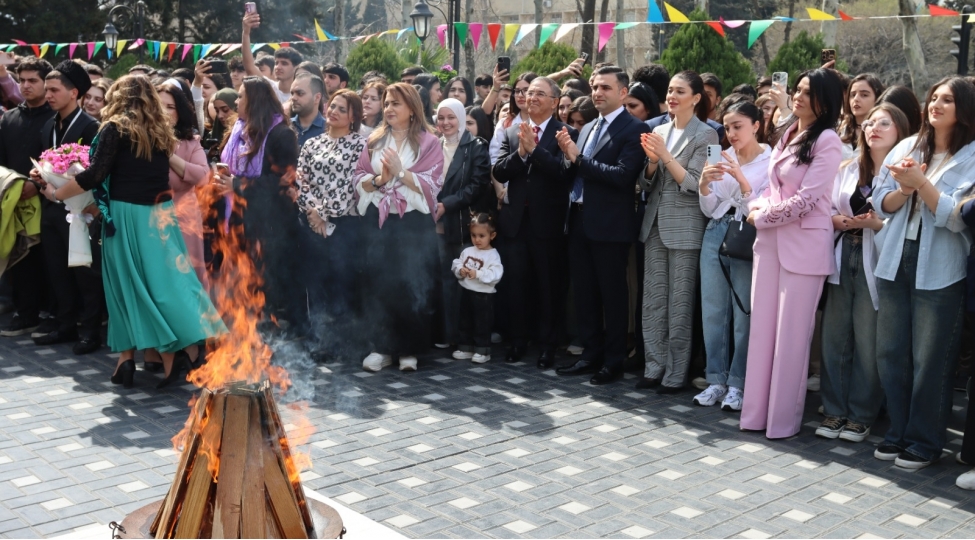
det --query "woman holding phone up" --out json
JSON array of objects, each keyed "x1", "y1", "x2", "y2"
[{"x1": 695, "y1": 101, "x2": 771, "y2": 410}]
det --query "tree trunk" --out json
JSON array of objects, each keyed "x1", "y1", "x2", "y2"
[
  {"x1": 402, "y1": 0, "x2": 411, "y2": 31},
  {"x1": 899, "y1": 0, "x2": 927, "y2": 93},
  {"x1": 820, "y1": 0, "x2": 838, "y2": 46},
  {"x1": 697, "y1": 0, "x2": 708, "y2": 17},
  {"x1": 596, "y1": 0, "x2": 609, "y2": 63},
  {"x1": 464, "y1": 0, "x2": 475, "y2": 79},
  {"x1": 534, "y1": 0, "x2": 543, "y2": 23},
  {"x1": 580, "y1": 0, "x2": 596, "y2": 61},
  {"x1": 783, "y1": 0, "x2": 796, "y2": 43},
  {"x1": 615, "y1": 0, "x2": 625, "y2": 69}
]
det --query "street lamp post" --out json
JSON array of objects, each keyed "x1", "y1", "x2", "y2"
[
  {"x1": 410, "y1": 0, "x2": 433, "y2": 66},
  {"x1": 410, "y1": 0, "x2": 461, "y2": 72},
  {"x1": 102, "y1": 0, "x2": 147, "y2": 62}
]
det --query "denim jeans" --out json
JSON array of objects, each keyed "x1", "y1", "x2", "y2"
[
  {"x1": 821, "y1": 235, "x2": 884, "y2": 425},
  {"x1": 876, "y1": 238, "x2": 965, "y2": 461},
  {"x1": 700, "y1": 216, "x2": 752, "y2": 390}
]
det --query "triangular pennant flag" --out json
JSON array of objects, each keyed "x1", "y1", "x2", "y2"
[
  {"x1": 158, "y1": 41, "x2": 168, "y2": 61},
  {"x1": 5, "y1": 45, "x2": 16, "y2": 53},
  {"x1": 396, "y1": 28, "x2": 412, "y2": 41},
  {"x1": 515, "y1": 24, "x2": 537, "y2": 45},
  {"x1": 324, "y1": 31, "x2": 338, "y2": 40},
  {"x1": 12, "y1": 39, "x2": 26, "y2": 46},
  {"x1": 928, "y1": 4, "x2": 959, "y2": 16},
  {"x1": 487, "y1": 23, "x2": 502, "y2": 50},
  {"x1": 614, "y1": 22, "x2": 639, "y2": 29},
  {"x1": 454, "y1": 22, "x2": 469, "y2": 45},
  {"x1": 55, "y1": 43, "x2": 66, "y2": 56},
  {"x1": 706, "y1": 21, "x2": 725, "y2": 36},
  {"x1": 268, "y1": 43, "x2": 281, "y2": 50},
  {"x1": 315, "y1": 19, "x2": 328, "y2": 40},
  {"x1": 806, "y1": 8, "x2": 837, "y2": 20},
  {"x1": 469, "y1": 23, "x2": 483, "y2": 48},
  {"x1": 223, "y1": 44, "x2": 242, "y2": 55},
  {"x1": 664, "y1": 3, "x2": 690, "y2": 22},
  {"x1": 69, "y1": 43, "x2": 77, "y2": 58},
  {"x1": 181, "y1": 43, "x2": 192, "y2": 61},
  {"x1": 292, "y1": 34, "x2": 314, "y2": 42},
  {"x1": 647, "y1": 0, "x2": 665, "y2": 23},
  {"x1": 504, "y1": 24, "x2": 519, "y2": 50},
  {"x1": 554, "y1": 23, "x2": 579, "y2": 42},
  {"x1": 436, "y1": 24, "x2": 447, "y2": 47},
  {"x1": 747, "y1": 20, "x2": 775, "y2": 48},
  {"x1": 39, "y1": 44, "x2": 49, "y2": 58},
  {"x1": 193, "y1": 43, "x2": 202, "y2": 63},
  {"x1": 353, "y1": 35, "x2": 367, "y2": 42},
  {"x1": 201, "y1": 44, "x2": 213, "y2": 57},
  {"x1": 167, "y1": 42, "x2": 176, "y2": 62},
  {"x1": 773, "y1": 16, "x2": 795, "y2": 21},
  {"x1": 117, "y1": 39, "x2": 128, "y2": 57},
  {"x1": 597, "y1": 22, "x2": 615, "y2": 51},
  {"x1": 969, "y1": 13, "x2": 975, "y2": 23},
  {"x1": 94, "y1": 42, "x2": 104, "y2": 58},
  {"x1": 128, "y1": 39, "x2": 143, "y2": 50},
  {"x1": 363, "y1": 32, "x2": 382, "y2": 43},
  {"x1": 539, "y1": 23, "x2": 559, "y2": 44},
  {"x1": 719, "y1": 17, "x2": 746, "y2": 28},
  {"x1": 251, "y1": 43, "x2": 266, "y2": 52},
  {"x1": 838, "y1": 10, "x2": 855, "y2": 20},
  {"x1": 87, "y1": 42, "x2": 95, "y2": 60},
  {"x1": 31, "y1": 44, "x2": 39, "y2": 57}
]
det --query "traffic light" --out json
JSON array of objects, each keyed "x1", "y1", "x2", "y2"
[{"x1": 951, "y1": 6, "x2": 973, "y2": 76}]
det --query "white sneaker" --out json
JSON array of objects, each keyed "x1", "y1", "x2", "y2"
[
  {"x1": 434, "y1": 343, "x2": 450, "y2": 349},
  {"x1": 807, "y1": 374, "x2": 821, "y2": 392},
  {"x1": 491, "y1": 333, "x2": 503, "y2": 344},
  {"x1": 721, "y1": 387, "x2": 743, "y2": 411},
  {"x1": 472, "y1": 353, "x2": 491, "y2": 363},
  {"x1": 692, "y1": 384, "x2": 727, "y2": 407},
  {"x1": 362, "y1": 352, "x2": 393, "y2": 372},
  {"x1": 452, "y1": 350, "x2": 474, "y2": 360},
  {"x1": 399, "y1": 356, "x2": 418, "y2": 371},
  {"x1": 957, "y1": 468, "x2": 975, "y2": 490},
  {"x1": 692, "y1": 377, "x2": 709, "y2": 390},
  {"x1": 566, "y1": 345, "x2": 584, "y2": 356}
]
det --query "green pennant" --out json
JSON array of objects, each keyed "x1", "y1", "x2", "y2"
[
  {"x1": 55, "y1": 43, "x2": 67, "y2": 56},
  {"x1": 454, "y1": 22, "x2": 468, "y2": 45},
  {"x1": 193, "y1": 43, "x2": 201, "y2": 63},
  {"x1": 613, "y1": 22, "x2": 639, "y2": 29},
  {"x1": 538, "y1": 23, "x2": 559, "y2": 45},
  {"x1": 5, "y1": 45, "x2": 16, "y2": 52},
  {"x1": 93, "y1": 42, "x2": 104, "y2": 58},
  {"x1": 747, "y1": 20, "x2": 775, "y2": 48}
]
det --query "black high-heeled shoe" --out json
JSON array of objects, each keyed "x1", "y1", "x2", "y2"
[
  {"x1": 156, "y1": 356, "x2": 189, "y2": 389},
  {"x1": 143, "y1": 361, "x2": 163, "y2": 373},
  {"x1": 111, "y1": 359, "x2": 135, "y2": 389}
]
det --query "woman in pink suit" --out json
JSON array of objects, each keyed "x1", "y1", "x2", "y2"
[{"x1": 742, "y1": 69, "x2": 845, "y2": 438}]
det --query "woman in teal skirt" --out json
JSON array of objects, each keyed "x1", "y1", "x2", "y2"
[{"x1": 42, "y1": 75, "x2": 226, "y2": 388}]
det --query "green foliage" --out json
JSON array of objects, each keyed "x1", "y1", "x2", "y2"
[
  {"x1": 398, "y1": 39, "x2": 450, "y2": 73},
  {"x1": 766, "y1": 31, "x2": 848, "y2": 84},
  {"x1": 659, "y1": 9, "x2": 755, "y2": 89},
  {"x1": 511, "y1": 41, "x2": 591, "y2": 80},
  {"x1": 432, "y1": 66, "x2": 458, "y2": 86},
  {"x1": 106, "y1": 55, "x2": 163, "y2": 80},
  {"x1": 346, "y1": 38, "x2": 409, "y2": 86}
]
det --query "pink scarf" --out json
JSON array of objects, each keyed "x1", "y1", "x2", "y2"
[{"x1": 353, "y1": 131, "x2": 444, "y2": 228}]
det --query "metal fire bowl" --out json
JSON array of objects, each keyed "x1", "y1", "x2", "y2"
[{"x1": 118, "y1": 498, "x2": 345, "y2": 539}]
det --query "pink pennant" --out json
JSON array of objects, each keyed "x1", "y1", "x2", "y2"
[
  {"x1": 128, "y1": 39, "x2": 144, "y2": 50},
  {"x1": 436, "y1": 24, "x2": 447, "y2": 47},
  {"x1": 86, "y1": 42, "x2": 95, "y2": 60},
  {"x1": 597, "y1": 22, "x2": 615, "y2": 52},
  {"x1": 719, "y1": 16, "x2": 746, "y2": 28},
  {"x1": 69, "y1": 43, "x2": 77, "y2": 58},
  {"x1": 181, "y1": 43, "x2": 193, "y2": 61},
  {"x1": 12, "y1": 39, "x2": 26, "y2": 46},
  {"x1": 469, "y1": 23, "x2": 483, "y2": 49}
]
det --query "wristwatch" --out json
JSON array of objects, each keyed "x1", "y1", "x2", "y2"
[
  {"x1": 370, "y1": 176, "x2": 379, "y2": 189},
  {"x1": 398, "y1": 170, "x2": 406, "y2": 179}
]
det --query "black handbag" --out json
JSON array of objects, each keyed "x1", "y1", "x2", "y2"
[{"x1": 718, "y1": 218, "x2": 757, "y2": 315}]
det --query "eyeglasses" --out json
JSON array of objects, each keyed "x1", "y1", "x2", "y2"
[
  {"x1": 525, "y1": 91, "x2": 553, "y2": 99},
  {"x1": 513, "y1": 88, "x2": 530, "y2": 95},
  {"x1": 862, "y1": 118, "x2": 893, "y2": 132}
]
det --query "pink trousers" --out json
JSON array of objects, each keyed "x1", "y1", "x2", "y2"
[{"x1": 740, "y1": 227, "x2": 825, "y2": 439}]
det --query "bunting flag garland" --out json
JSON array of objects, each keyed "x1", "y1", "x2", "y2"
[
  {"x1": 69, "y1": 43, "x2": 77, "y2": 58},
  {"x1": 664, "y1": 3, "x2": 690, "y2": 23},
  {"x1": 469, "y1": 23, "x2": 483, "y2": 48},
  {"x1": 395, "y1": 28, "x2": 412, "y2": 41},
  {"x1": 314, "y1": 19, "x2": 328, "y2": 41},
  {"x1": 647, "y1": 0, "x2": 665, "y2": 23},
  {"x1": 747, "y1": 19, "x2": 776, "y2": 48},
  {"x1": 167, "y1": 42, "x2": 177, "y2": 62},
  {"x1": 487, "y1": 23, "x2": 501, "y2": 50},
  {"x1": 806, "y1": 7, "x2": 837, "y2": 20},
  {"x1": 454, "y1": 22, "x2": 469, "y2": 46},
  {"x1": 706, "y1": 21, "x2": 725, "y2": 36},
  {"x1": 181, "y1": 43, "x2": 193, "y2": 61},
  {"x1": 553, "y1": 23, "x2": 579, "y2": 42},
  {"x1": 436, "y1": 24, "x2": 447, "y2": 47},
  {"x1": 515, "y1": 24, "x2": 537, "y2": 46},
  {"x1": 193, "y1": 43, "x2": 202, "y2": 63},
  {"x1": 223, "y1": 43, "x2": 242, "y2": 55},
  {"x1": 39, "y1": 43, "x2": 49, "y2": 58},
  {"x1": 503, "y1": 23, "x2": 519, "y2": 50},
  {"x1": 117, "y1": 40, "x2": 128, "y2": 57},
  {"x1": 838, "y1": 10, "x2": 855, "y2": 20},
  {"x1": 55, "y1": 43, "x2": 66, "y2": 57},
  {"x1": 614, "y1": 22, "x2": 640, "y2": 30},
  {"x1": 597, "y1": 22, "x2": 616, "y2": 51},
  {"x1": 928, "y1": 4, "x2": 958, "y2": 16},
  {"x1": 87, "y1": 42, "x2": 95, "y2": 60},
  {"x1": 720, "y1": 17, "x2": 746, "y2": 28},
  {"x1": 93, "y1": 42, "x2": 104, "y2": 59},
  {"x1": 31, "y1": 44, "x2": 39, "y2": 57}
]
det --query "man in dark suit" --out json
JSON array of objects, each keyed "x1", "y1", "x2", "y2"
[
  {"x1": 493, "y1": 77, "x2": 577, "y2": 368},
  {"x1": 555, "y1": 66, "x2": 651, "y2": 385},
  {"x1": 33, "y1": 61, "x2": 102, "y2": 354}
]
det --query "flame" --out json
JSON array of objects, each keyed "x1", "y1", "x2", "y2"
[{"x1": 284, "y1": 403, "x2": 314, "y2": 483}]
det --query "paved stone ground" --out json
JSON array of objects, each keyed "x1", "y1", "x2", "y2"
[{"x1": 2, "y1": 328, "x2": 975, "y2": 539}]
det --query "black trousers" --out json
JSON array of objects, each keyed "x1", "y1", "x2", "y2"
[
  {"x1": 436, "y1": 238, "x2": 465, "y2": 345},
  {"x1": 568, "y1": 206, "x2": 630, "y2": 371},
  {"x1": 458, "y1": 288, "x2": 494, "y2": 355},
  {"x1": 498, "y1": 209, "x2": 568, "y2": 350},
  {"x1": 41, "y1": 204, "x2": 103, "y2": 339},
  {"x1": 7, "y1": 245, "x2": 45, "y2": 322}
]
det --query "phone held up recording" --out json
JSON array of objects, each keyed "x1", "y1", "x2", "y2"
[{"x1": 706, "y1": 145, "x2": 722, "y2": 167}]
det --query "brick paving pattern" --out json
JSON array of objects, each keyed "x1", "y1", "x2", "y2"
[{"x1": 2, "y1": 332, "x2": 975, "y2": 538}]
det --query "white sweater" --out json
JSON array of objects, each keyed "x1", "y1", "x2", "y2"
[{"x1": 452, "y1": 246, "x2": 504, "y2": 293}]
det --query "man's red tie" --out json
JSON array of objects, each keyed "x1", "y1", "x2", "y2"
[{"x1": 533, "y1": 126, "x2": 541, "y2": 144}]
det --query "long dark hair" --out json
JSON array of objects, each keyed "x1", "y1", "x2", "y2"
[
  {"x1": 465, "y1": 105, "x2": 493, "y2": 139},
  {"x1": 769, "y1": 68, "x2": 844, "y2": 166},
  {"x1": 445, "y1": 76, "x2": 474, "y2": 107},
  {"x1": 240, "y1": 76, "x2": 290, "y2": 161},
  {"x1": 626, "y1": 82, "x2": 659, "y2": 122},
  {"x1": 856, "y1": 103, "x2": 909, "y2": 187},
  {"x1": 723, "y1": 100, "x2": 766, "y2": 147},
  {"x1": 839, "y1": 73, "x2": 885, "y2": 146},
  {"x1": 507, "y1": 71, "x2": 538, "y2": 127},
  {"x1": 877, "y1": 85, "x2": 922, "y2": 135},
  {"x1": 671, "y1": 70, "x2": 710, "y2": 123},
  {"x1": 155, "y1": 81, "x2": 198, "y2": 141},
  {"x1": 912, "y1": 76, "x2": 975, "y2": 165}
]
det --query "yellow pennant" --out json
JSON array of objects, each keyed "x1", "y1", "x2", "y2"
[
  {"x1": 664, "y1": 3, "x2": 690, "y2": 23},
  {"x1": 504, "y1": 24, "x2": 519, "y2": 50},
  {"x1": 806, "y1": 7, "x2": 837, "y2": 20},
  {"x1": 116, "y1": 39, "x2": 128, "y2": 57},
  {"x1": 315, "y1": 19, "x2": 328, "y2": 41}
]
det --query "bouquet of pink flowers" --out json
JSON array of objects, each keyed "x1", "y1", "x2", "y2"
[{"x1": 32, "y1": 143, "x2": 95, "y2": 268}]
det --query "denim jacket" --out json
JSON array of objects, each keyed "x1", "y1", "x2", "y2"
[{"x1": 873, "y1": 136, "x2": 975, "y2": 290}]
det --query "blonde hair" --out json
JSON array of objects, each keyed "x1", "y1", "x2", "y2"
[
  {"x1": 101, "y1": 74, "x2": 177, "y2": 160},
  {"x1": 367, "y1": 82, "x2": 433, "y2": 156}
]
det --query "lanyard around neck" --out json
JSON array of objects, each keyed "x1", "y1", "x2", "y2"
[{"x1": 53, "y1": 110, "x2": 81, "y2": 148}]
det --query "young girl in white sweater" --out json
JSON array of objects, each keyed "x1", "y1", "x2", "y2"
[{"x1": 451, "y1": 213, "x2": 504, "y2": 363}]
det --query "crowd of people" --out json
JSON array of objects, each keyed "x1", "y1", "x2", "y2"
[{"x1": 2, "y1": 11, "x2": 975, "y2": 489}]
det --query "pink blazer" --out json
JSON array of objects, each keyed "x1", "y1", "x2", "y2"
[{"x1": 750, "y1": 124, "x2": 843, "y2": 276}]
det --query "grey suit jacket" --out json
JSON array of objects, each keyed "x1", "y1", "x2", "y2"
[{"x1": 638, "y1": 115, "x2": 718, "y2": 250}]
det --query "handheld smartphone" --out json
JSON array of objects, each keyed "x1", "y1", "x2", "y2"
[
  {"x1": 772, "y1": 71, "x2": 788, "y2": 90},
  {"x1": 706, "y1": 145, "x2": 722, "y2": 166},
  {"x1": 215, "y1": 163, "x2": 230, "y2": 175},
  {"x1": 244, "y1": 2, "x2": 257, "y2": 14},
  {"x1": 821, "y1": 48, "x2": 836, "y2": 65},
  {"x1": 580, "y1": 52, "x2": 590, "y2": 66},
  {"x1": 207, "y1": 59, "x2": 228, "y2": 74},
  {"x1": 497, "y1": 56, "x2": 511, "y2": 75}
]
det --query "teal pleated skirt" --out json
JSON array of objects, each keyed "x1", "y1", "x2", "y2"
[{"x1": 101, "y1": 200, "x2": 227, "y2": 353}]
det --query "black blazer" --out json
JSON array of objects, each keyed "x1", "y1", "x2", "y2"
[
  {"x1": 493, "y1": 118, "x2": 577, "y2": 239},
  {"x1": 438, "y1": 131, "x2": 493, "y2": 245},
  {"x1": 40, "y1": 109, "x2": 99, "y2": 151},
  {"x1": 565, "y1": 110, "x2": 650, "y2": 243}
]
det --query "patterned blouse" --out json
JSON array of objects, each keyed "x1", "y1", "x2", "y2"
[{"x1": 296, "y1": 131, "x2": 367, "y2": 220}]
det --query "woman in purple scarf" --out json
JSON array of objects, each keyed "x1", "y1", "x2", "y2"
[{"x1": 354, "y1": 83, "x2": 445, "y2": 372}]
